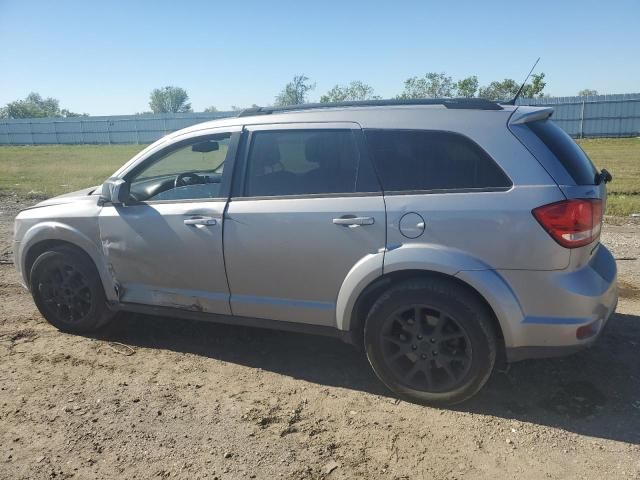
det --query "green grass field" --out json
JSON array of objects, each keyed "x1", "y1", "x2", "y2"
[
  {"x1": 578, "y1": 138, "x2": 640, "y2": 216},
  {"x1": 0, "y1": 138, "x2": 638, "y2": 215},
  {"x1": 0, "y1": 144, "x2": 143, "y2": 199}
]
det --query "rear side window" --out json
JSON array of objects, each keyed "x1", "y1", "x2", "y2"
[
  {"x1": 244, "y1": 129, "x2": 380, "y2": 197},
  {"x1": 527, "y1": 120, "x2": 598, "y2": 185},
  {"x1": 364, "y1": 129, "x2": 511, "y2": 192}
]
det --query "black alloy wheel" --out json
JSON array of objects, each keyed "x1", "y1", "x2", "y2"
[
  {"x1": 364, "y1": 279, "x2": 497, "y2": 405},
  {"x1": 380, "y1": 304, "x2": 472, "y2": 393},
  {"x1": 36, "y1": 259, "x2": 93, "y2": 324},
  {"x1": 30, "y1": 245, "x2": 114, "y2": 333}
]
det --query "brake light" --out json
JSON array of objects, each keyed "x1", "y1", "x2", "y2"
[{"x1": 532, "y1": 199, "x2": 602, "y2": 248}]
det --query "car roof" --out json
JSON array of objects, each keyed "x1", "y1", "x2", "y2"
[
  {"x1": 236, "y1": 98, "x2": 505, "y2": 116},
  {"x1": 170, "y1": 100, "x2": 521, "y2": 139}
]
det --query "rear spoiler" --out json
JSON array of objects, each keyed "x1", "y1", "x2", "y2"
[{"x1": 509, "y1": 107, "x2": 554, "y2": 125}]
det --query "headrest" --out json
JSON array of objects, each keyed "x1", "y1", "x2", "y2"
[
  {"x1": 251, "y1": 134, "x2": 281, "y2": 170},
  {"x1": 305, "y1": 133, "x2": 342, "y2": 168}
]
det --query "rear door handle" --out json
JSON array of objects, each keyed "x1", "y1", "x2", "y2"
[
  {"x1": 184, "y1": 216, "x2": 217, "y2": 226},
  {"x1": 332, "y1": 216, "x2": 375, "y2": 227}
]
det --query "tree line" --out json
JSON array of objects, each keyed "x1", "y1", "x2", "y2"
[{"x1": 0, "y1": 74, "x2": 602, "y2": 118}]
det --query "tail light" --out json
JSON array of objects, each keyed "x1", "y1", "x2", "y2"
[{"x1": 532, "y1": 199, "x2": 602, "y2": 248}]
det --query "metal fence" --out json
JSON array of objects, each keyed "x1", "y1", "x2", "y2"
[
  {"x1": 1, "y1": 94, "x2": 639, "y2": 145},
  {"x1": 517, "y1": 93, "x2": 640, "y2": 138},
  {"x1": 0, "y1": 111, "x2": 235, "y2": 145}
]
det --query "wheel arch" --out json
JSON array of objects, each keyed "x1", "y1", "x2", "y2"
[
  {"x1": 19, "y1": 222, "x2": 117, "y2": 303},
  {"x1": 343, "y1": 268, "x2": 522, "y2": 359}
]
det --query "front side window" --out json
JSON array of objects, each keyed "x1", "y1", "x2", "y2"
[
  {"x1": 128, "y1": 133, "x2": 231, "y2": 201},
  {"x1": 244, "y1": 129, "x2": 379, "y2": 197},
  {"x1": 365, "y1": 129, "x2": 511, "y2": 192}
]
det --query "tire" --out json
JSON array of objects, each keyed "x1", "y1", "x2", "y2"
[
  {"x1": 364, "y1": 278, "x2": 497, "y2": 406},
  {"x1": 29, "y1": 245, "x2": 114, "y2": 333}
]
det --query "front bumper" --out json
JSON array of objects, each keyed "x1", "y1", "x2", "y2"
[{"x1": 13, "y1": 240, "x2": 28, "y2": 288}]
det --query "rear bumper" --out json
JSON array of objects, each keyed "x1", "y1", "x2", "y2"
[
  {"x1": 505, "y1": 296, "x2": 617, "y2": 362},
  {"x1": 498, "y1": 244, "x2": 618, "y2": 361}
]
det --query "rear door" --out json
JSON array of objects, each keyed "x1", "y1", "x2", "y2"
[{"x1": 223, "y1": 122, "x2": 385, "y2": 326}]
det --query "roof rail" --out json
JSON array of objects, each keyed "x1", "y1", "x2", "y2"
[{"x1": 237, "y1": 98, "x2": 503, "y2": 117}]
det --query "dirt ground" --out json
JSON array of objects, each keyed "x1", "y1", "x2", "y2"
[{"x1": 1, "y1": 193, "x2": 639, "y2": 480}]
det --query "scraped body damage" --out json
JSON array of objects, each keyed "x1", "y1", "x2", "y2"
[
  {"x1": 13, "y1": 192, "x2": 119, "y2": 303},
  {"x1": 98, "y1": 201, "x2": 230, "y2": 314}
]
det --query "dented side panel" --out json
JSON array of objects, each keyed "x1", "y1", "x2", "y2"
[
  {"x1": 98, "y1": 201, "x2": 231, "y2": 314},
  {"x1": 15, "y1": 195, "x2": 119, "y2": 303}
]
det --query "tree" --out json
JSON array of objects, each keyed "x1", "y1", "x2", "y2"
[
  {"x1": 521, "y1": 73, "x2": 546, "y2": 98},
  {"x1": 578, "y1": 88, "x2": 598, "y2": 97},
  {"x1": 274, "y1": 75, "x2": 315, "y2": 106},
  {"x1": 320, "y1": 81, "x2": 380, "y2": 103},
  {"x1": 60, "y1": 109, "x2": 85, "y2": 117},
  {"x1": 478, "y1": 79, "x2": 520, "y2": 101},
  {"x1": 0, "y1": 92, "x2": 84, "y2": 119},
  {"x1": 478, "y1": 73, "x2": 546, "y2": 101},
  {"x1": 203, "y1": 106, "x2": 218, "y2": 112},
  {"x1": 229, "y1": 104, "x2": 259, "y2": 112},
  {"x1": 149, "y1": 86, "x2": 192, "y2": 113},
  {"x1": 397, "y1": 72, "x2": 455, "y2": 99},
  {"x1": 455, "y1": 76, "x2": 479, "y2": 98}
]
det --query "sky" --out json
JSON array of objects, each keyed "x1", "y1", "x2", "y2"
[{"x1": 1, "y1": 0, "x2": 639, "y2": 115}]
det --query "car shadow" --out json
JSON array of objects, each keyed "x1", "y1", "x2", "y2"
[{"x1": 94, "y1": 311, "x2": 640, "y2": 445}]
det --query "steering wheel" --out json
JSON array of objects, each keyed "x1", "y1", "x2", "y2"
[{"x1": 174, "y1": 172, "x2": 203, "y2": 189}]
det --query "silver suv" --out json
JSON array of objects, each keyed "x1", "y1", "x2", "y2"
[{"x1": 13, "y1": 99, "x2": 618, "y2": 405}]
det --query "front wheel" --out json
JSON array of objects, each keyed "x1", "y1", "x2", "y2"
[
  {"x1": 364, "y1": 279, "x2": 497, "y2": 406},
  {"x1": 30, "y1": 245, "x2": 115, "y2": 333}
]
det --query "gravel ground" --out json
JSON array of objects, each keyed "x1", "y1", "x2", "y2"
[{"x1": 1, "y1": 194, "x2": 639, "y2": 480}]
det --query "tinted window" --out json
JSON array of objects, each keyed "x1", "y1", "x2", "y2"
[
  {"x1": 244, "y1": 130, "x2": 379, "y2": 196},
  {"x1": 527, "y1": 120, "x2": 598, "y2": 185},
  {"x1": 365, "y1": 130, "x2": 511, "y2": 192}
]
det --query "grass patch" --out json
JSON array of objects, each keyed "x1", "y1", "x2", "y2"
[
  {"x1": 0, "y1": 137, "x2": 638, "y2": 215},
  {"x1": 578, "y1": 137, "x2": 640, "y2": 216},
  {"x1": 0, "y1": 144, "x2": 146, "y2": 197},
  {"x1": 578, "y1": 138, "x2": 640, "y2": 195}
]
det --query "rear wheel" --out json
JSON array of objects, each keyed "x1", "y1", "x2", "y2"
[
  {"x1": 364, "y1": 278, "x2": 497, "y2": 405},
  {"x1": 30, "y1": 245, "x2": 114, "y2": 333}
]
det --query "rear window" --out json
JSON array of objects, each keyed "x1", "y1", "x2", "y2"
[
  {"x1": 364, "y1": 129, "x2": 511, "y2": 192},
  {"x1": 527, "y1": 120, "x2": 598, "y2": 185}
]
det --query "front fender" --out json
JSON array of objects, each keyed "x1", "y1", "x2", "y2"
[{"x1": 17, "y1": 221, "x2": 117, "y2": 303}]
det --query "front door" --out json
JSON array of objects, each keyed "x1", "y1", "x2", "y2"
[
  {"x1": 224, "y1": 123, "x2": 386, "y2": 326},
  {"x1": 98, "y1": 128, "x2": 240, "y2": 314}
]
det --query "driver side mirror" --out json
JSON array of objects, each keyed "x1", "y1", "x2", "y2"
[{"x1": 101, "y1": 178, "x2": 130, "y2": 205}]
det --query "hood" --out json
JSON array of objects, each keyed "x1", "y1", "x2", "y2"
[{"x1": 28, "y1": 186, "x2": 100, "y2": 209}]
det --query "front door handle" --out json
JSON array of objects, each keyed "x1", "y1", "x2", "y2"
[
  {"x1": 184, "y1": 216, "x2": 217, "y2": 226},
  {"x1": 332, "y1": 216, "x2": 375, "y2": 227}
]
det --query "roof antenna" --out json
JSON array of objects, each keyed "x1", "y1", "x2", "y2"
[{"x1": 504, "y1": 57, "x2": 540, "y2": 105}]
